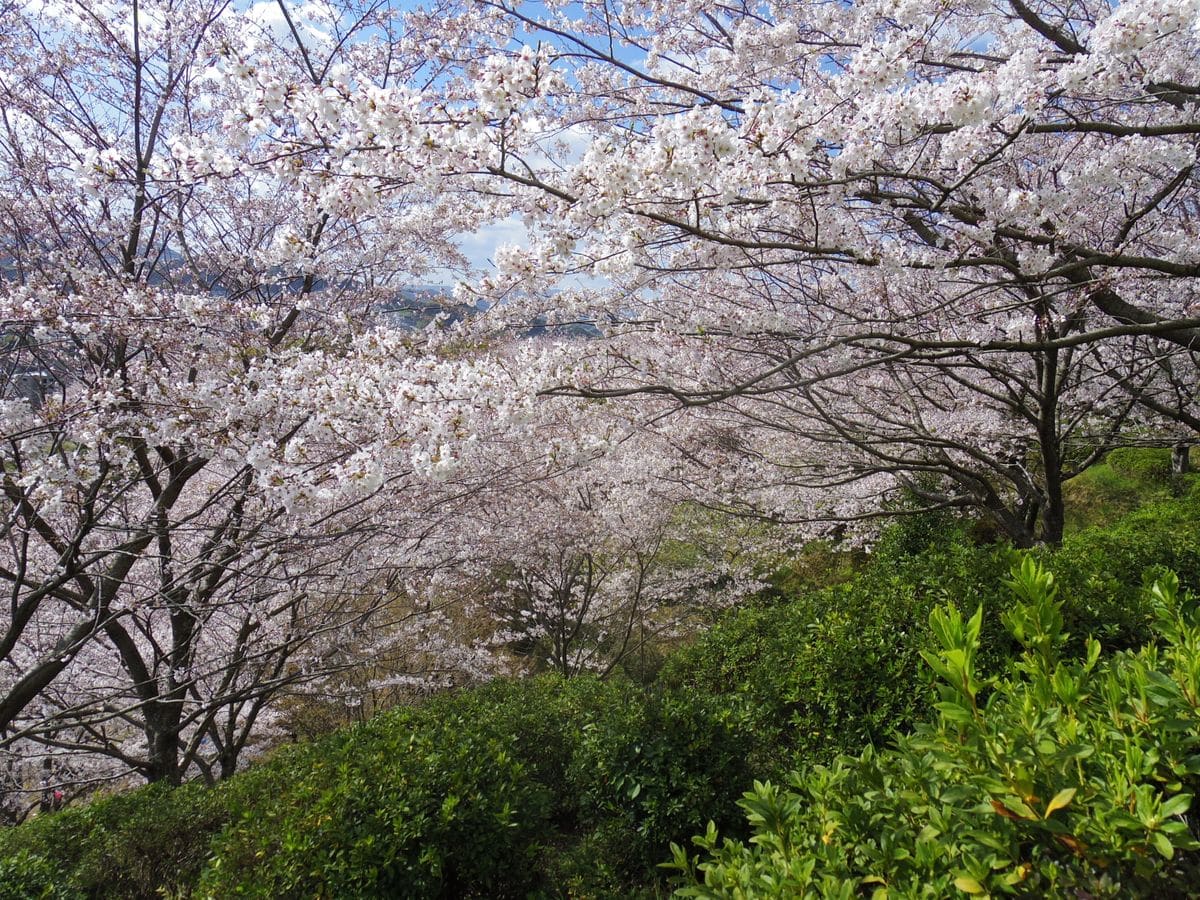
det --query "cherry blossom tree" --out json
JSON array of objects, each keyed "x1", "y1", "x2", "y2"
[
  {"x1": 0, "y1": 0, "x2": 543, "y2": 801},
  {"x1": 408, "y1": 402, "x2": 772, "y2": 679},
  {"x1": 5, "y1": 0, "x2": 1199, "y2": 809},
  {"x1": 398, "y1": 0, "x2": 1200, "y2": 544},
  {"x1": 193, "y1": 0, "x2": 1200, "y2": 543}
]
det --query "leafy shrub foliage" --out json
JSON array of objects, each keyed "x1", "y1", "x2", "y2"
[
  {"x1": 200, "y1": 676, "x2": 748, "y2": 897},
  {"x1": 1105, "y1": 446, "x2": 1177, "y2": 482},
  {"x1": 1049, "y1": 498, "x2": 1200, "y2": 650},
  {"x1": 662, "y1": 496, "x2": 1200, "y2": 774},
  {"x1": 199, "y1": 705, "x2": 549, "y2": 898},
  {"x1": 569, "y1": 690, "x2": 754, "y2": 876},
  {"x1": 0, "y1": 676, "x2": 751, "y2": 898},
  {"x1": 669, "y1": 561, "x2": 1200, "y2": 897},
  {"x1": 0, "y1": 850, "x2": 69, "y2": 900},
  {"x1": 1064, "y1": 448, "x2": 1198, "y2": 531},
  {"x1": 0, "y1": 781, "x2": 226, "y2": 899}
]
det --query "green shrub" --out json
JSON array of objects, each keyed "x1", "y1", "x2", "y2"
[
  {"x1": 1106, "y1": 446, "x2": 1175, "y2": 482},
  {"x1": 195, "y1": 674, "x2": 755, "y2": 897},
  {"x1": 1065, "y1": 448, "x2": 1195, "y2": 532},
  {"x1": 669, "y1": 562, "x2": 1200, "y2": 898},
  {"x1": 753, "y1": 540, "x2": 863, "y2": 602},
  {"x1": 659, "y1": 538, "x2": 1015, "y2": 773},
  {"x1": 1065, "y1": 448, "x2": 1199, "y2": 531},
  {"x1": 0, "y1": 850, "x2": 70, "y2": 900},
  {"x1": 0, "y1": 675, "x2": 755, "y2": 899},
  {"x1": 568, "y1": 689, "x2": 755, "y2": 879},
  {"x1": 662, "y1": 496, "x2": 1200, "y2": 776},
  {"x1": 432, "y1": 678, "x2": 589, "y2": 797},
  {"x1": 1062, "y1": 461, "x2": 1145, "y2": 531},
  {"x1": 435, "y1": 677, "x2": 755, "y2": 896},
  {"x1": 0, "y1": 780, "x2": 227, "y2": 899},
  {"x1": 872, "y1": 502, "x2": 970, "y2": 559},
  {"x1": 1047, "y1": 498, "x2": 1200, "y2": 650},
  {"x1": 199, "y1": 706, "x2": 551, "y2": 898}
]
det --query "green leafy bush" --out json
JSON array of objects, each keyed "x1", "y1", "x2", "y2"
[
  {"x1": 1105, "y1": 447, "x2": 1176, "y2": 482},
  {"x1": 663, "y1": 496, "x2": 1200, "y2": 775},
  {"x1": 0, "y1": 780, "x2": 227, "y2": 899},
  {"x1": 0, "y1": 676, "x2": 755, "y2": 899},
  {"x1": 197, "y1": 675, "x2": 755, "y2": 897},
  {"x1": 568, "y1": 689, "x2": 755, "y2": 878},
  {"x1": 659, "y1": 537, "x2": 1016, "y2": 773},
  {"x1": 1047, "y1": 498, "x2": 1200, "y2": 650},
  {"x1": 1064, "y1": 447, "x2": 1198, "y2": 531},
  {"x1": 669, "y1": 561, "x2": 1200, "y2": 898},
  {"x1": 199, "y1": 705, "x2": 551, "y2": 898},
  {"x1": 425, "y1": 678, "x2": 755, "y2": 896},
  {"x1": 0, "y1": 850, "x2": 69, "y2": 900}
]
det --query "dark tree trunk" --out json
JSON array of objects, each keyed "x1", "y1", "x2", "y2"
[
  {"x1": 144, "y1": 705, "x2": 183, "y2": 785},
  {"x1": 1036, "y1": 338, "x2": 1065, "y2": 546}
]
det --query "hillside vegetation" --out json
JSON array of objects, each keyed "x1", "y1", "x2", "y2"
[{"x1": 3, "y1": 453, "x2": 1199, "y2": 898}]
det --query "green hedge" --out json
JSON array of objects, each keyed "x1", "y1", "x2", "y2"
[
  {"x1": 670, "y1": 563, "x2": 1200, "y2": 897},
  {"x1": 205, "y1": 678, "x2": 756, "y2": 897},
  {"x1": 0, "y1": 780, "x2": 227, "y2": 899},
  {"x1": 0, "y1": 678, "x2": 753, "y2": 899},
  {"x1": 659, "y1": 537, "x2": 1015, "y2": 774},
  {"x1": 199, "y1": 707, "x2": 549, "y2": 897},
  {"x1": 661, "y1": 496, "x2": 1200, "y2": 774},
  {"x1": 1064, "y1": 448, "x2": 1197, "y2": 531},
  {"x1": 1105, "y1": 446, "x2": 1181, "y2": 481}
]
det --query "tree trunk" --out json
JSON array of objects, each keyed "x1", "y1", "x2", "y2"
[
  {"x1": 1039, "y1": 488, "x2": 1065, "y2": 546},
  {"x1": 144, "y1": 704, "x2": 183, "y2": 785},
  {"x1": 1036, "y1": 342, "x2": 1065, "y2": 546},
  {"x1": 1172, "y1": 443, "x2": 1190, "y2": 476}
]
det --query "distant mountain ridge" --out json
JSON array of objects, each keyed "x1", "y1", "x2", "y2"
[{"x1": 0, "y1": 251, "x2": 601, "y2": 339}]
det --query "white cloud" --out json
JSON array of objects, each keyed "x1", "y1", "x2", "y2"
[{"x1": 456, "y1": 214, "x2": 530, "y2": 272}]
